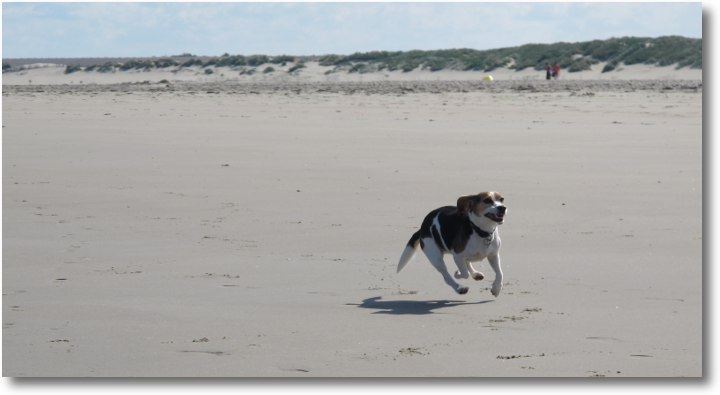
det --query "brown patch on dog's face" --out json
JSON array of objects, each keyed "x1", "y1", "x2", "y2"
[{"x1": 472, "y1": 192, "x2": 495, "y2": 215}]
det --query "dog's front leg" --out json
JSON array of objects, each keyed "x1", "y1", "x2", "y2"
[
  {"x1": 464, "y1": 261, "x2": 485, "y2": 281},
  {"x1": 487, "y1": 252, "x2": 503, "y2": 297}
]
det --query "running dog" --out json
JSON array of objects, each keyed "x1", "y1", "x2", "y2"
[{"x1": 397, "y1": 191, "x2": 507, "y2": 296}]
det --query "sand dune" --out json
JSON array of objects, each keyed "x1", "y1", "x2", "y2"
[{"x1": 2, "y1": 60, "x2": 702, "y2": 86}]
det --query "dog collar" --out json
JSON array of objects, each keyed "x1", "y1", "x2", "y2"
[{"x1": 469, "y1": 221, "x2": 493, "y2": 239}]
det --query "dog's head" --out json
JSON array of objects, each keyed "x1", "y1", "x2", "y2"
[{"x1": 457, "y1": 191, "x2": 507, "y2": 225}]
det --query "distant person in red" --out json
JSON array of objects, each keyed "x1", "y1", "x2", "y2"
[
  {"x1": 546, "y1": 63, "x2": 551, "y2": 80},
  {"x1": 553, "y1": 63, "x2": 560, "y2": 80}
]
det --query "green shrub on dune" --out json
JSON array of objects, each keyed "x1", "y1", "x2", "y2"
[
  {"x1": 343, "y1": 50, "x2": 399, "y2": 63},
  {"x1": 154, "y1": 58, "x2": 179, "y2": 68},
  {"x1": 64, "y1": 65, "x2": 82, "y2": 74},
  {"x1": 120, "y1": 60, "x2": 154, "y2": 70},
  {"x1": 96, "y1": 62, "x2": 121, "y2": 73},
  {"x1": 401, "y1": 60, "x2": 420, "y2": 72},
  {"x1": 288, "y1": 61, "x2": 306, "y2": 73},
  {"x1": 202, "y1": 58, "x2": 218, "y2": 68},
  {"x1": 318, "y1": 54, "x2": 343, "y2": 66},
  {"x1": 568, "y1": 57, "x2": 599, "y2": 72},
  {"x1": 180, "y1": 58, "x2": 204, "y2": 68},
  {"x1": 348, "y1": 63, "x2": 366, "y2": 73},
  {"x1": 246, "y1": 55, "x2": 270, "y2": 66},
  {"x1": 483, "y1": 57, "x2": 512, "y2": 72},
  {"x1": 677, "y1": 54, "x2": 702, "y2": 69},
  {"x1": 216, "y1": 55, "x2": 247, "y2": 67},
  {"x1": 271, "y1": 55, "x2": 295, "y2": 64},
  {"x1": 384, "y1": 60, "x2": 400, "y2": 71},
  {"x1": 602, "y1": 61, "x2": 617, "y2": 73},
  {"x1": 423, "y1": 57, "x2": 449, "y2": 72}
]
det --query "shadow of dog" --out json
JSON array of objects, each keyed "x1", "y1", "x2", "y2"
[{"x1": 352, "y1": 296, "x2": 493, "y2": 315}]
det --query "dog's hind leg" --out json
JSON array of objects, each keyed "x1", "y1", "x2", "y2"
[
  {"x1": 422, "y1": 239, "x2": 468, "y2": 294},
  {"x1": 453, "y1": 256, "x2": 470, "y2": 280}
]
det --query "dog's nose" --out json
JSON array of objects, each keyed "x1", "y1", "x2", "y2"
[{"x1": 497, "y1": 206, "x2": 507, "y2": 214}]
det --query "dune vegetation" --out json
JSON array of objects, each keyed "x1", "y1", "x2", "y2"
[
  {"x1": 50, "y1": 35, "x2": 701, "y2": 76},
  {"x1": 319, "y1": 35, "x2": 701, "y2": 74},
  {"x1": 64, "y1": 65, "x2": 82, "y2": 74},
  {"x1": 288, "y1": 61, "x2": 306, "y2": 73}
]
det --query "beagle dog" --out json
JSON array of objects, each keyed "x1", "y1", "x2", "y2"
[{"x1": 397, "y1": 191, "x2": 507, "y2": 296}]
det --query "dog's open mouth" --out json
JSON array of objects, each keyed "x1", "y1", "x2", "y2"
[{"x1": 485, "y1": 213, "x2": 505, "y2": 222}]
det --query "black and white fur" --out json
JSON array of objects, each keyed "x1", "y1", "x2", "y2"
[{"x1": 397, "y1": 191, "x2": 507, "y2": 296}]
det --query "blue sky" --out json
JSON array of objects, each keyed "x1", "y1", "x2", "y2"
[{"x1": 1, "y1": 2, "x2": 703, "y2": 58}]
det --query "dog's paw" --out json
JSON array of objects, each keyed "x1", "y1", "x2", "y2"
[
  {"x1": 456, "y1": 286, "x2": 469, "y2": 295},
  {"x1": 471, "y1": 272, "x2": 484, "y2": 281},
  {"x1": 491, "y1": 283, "x2": 502, "y2": 297},
  {"x1": 454, "y1": 270, "x2": 468, "y2": 279}
]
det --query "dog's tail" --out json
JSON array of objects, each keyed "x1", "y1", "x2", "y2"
[{"x1": 397, "y1": 231, "x2": 421, "y2": 273}]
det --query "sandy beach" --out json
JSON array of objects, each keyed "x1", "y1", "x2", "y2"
[{"x1": 2, "y1": 68, "x2": 703, "y2": 376}]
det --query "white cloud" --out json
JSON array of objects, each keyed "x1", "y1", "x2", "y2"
[{"x1": 2, "y1": 2, "x2": 40, "y2": 19}]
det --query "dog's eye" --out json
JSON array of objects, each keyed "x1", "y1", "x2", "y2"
[
  {"x1": 499, "y1": 198, "x2": 504, "y2": 202},
  {"x1": 483, "y1": 198, "x2": 493, "y2": 204}
]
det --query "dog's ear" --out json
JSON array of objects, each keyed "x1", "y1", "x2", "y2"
[{"x1": 457, "y1": 195, "x2": 475, "y2": 214}]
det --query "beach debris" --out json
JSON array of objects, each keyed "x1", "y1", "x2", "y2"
[
  {"x1": 399, "y1": 347, "x2": 424, "y2": 356},
  {"x1": 497, "y1": 353, "x2": 545, "y2": 360},
  {"x1": 523, "y1": 307, "x2": 542, "y2": 313}
]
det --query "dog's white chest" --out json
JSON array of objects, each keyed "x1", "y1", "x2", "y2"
[{"x1": 460, "y1": 234, "x2": 500, "y2": 262}]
